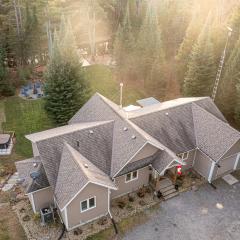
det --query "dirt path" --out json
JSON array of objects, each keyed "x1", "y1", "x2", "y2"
[{"x1": 0, "y1": 202, "x2": 26, "y2": 240}]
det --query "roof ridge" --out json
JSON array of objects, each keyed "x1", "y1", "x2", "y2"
[
  {"x1": 26, "y1": 120, "x2": 114, "y2": 143},
  {"x1": 63, "y1": 143, "x2": 90, "y2": 179},
  {"x1": 129, "y1": 97, "x2": 210, "y2": 119}
]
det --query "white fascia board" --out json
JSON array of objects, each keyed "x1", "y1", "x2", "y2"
[
  {"x1": 26, "y1": 186, "x2": 51, "y2": 195},
  {"x1": 90, "y1": 181, "x2": 117, "y2": 190},
  {"x1": 30, "y1": 193, "x2": 36, "y2": 213}
]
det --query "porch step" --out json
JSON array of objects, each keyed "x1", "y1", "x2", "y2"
[
  {"x1": 159, "y1": 184, "x2": 174, "y2": 193},
  {"x1": 162, "y1": 187, "x2": 176, "y2": 197},
  {"x1": 163, "y1": 191, "x2": 179, "y2": 200}
]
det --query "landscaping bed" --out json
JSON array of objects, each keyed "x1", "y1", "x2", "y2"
[{"x1": 13, "y1": 186, "x2": 161, "y2": 240}]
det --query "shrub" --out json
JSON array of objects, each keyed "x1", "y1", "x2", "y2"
[
  {"x1": 117, "y1": 200, "x2": 126, "y2": 209},
  {"x1": 137, "y1": 187, "x2": 145, "y2": 198},
  {"x1": 33, "y1": 212, "x2": 40, "y2": 222},
  {"x1": 128, "y1": 195, "x2": 135, "y2": 202}
]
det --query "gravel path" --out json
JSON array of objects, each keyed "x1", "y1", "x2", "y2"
[{"x1": 124, "y1": 178, "x2": 240, "y2": 240}]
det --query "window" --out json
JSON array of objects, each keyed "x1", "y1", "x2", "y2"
[
  {"x1": 125, "y1": 170, "x2": 138, "y2": 182},
  {"x1": 178, "y1": 152, "x2": 189, "y2": 160},
  {"x1": 80, "y1": 197, "x2": 96, "y2": 212}
]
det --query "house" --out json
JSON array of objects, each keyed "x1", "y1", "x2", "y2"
[{"x1": 16, "y1": 93, "x2": 240, "y2": 231}]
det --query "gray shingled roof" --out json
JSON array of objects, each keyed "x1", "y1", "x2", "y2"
[
  {"x1": 55, "y1": 143, "x2": 116, "y2": 209},
  {"x1": 130, "y1": 102, "x2": 196, "y2": 154},
  {"x1": 152, "y1": 151, "x2": 176, "y2": 174},
  {"x1": 36, "y1": 120, "x2": 114, "y2": 188},
  {"x1": 192, "y1": 103, "x2": 240, "y2": 161},
  {"x1": 68, "y1": 93, "x2": 152, "y2": 177},
  {"x1": 16, "y1": 93, "x2": 240, "y2": 206},
  {"x1": 16, "y1": 157, "x2": 49, "y2": 193}
]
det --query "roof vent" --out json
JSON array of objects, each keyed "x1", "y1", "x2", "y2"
[
  {"x1": 165, "y1": 112, "x2": 169, "y2": 116},
  {"x1": 123, "y1": 127, "x2": 128, "y2": 131},
  {"x1": 131, "y1": 135, "x2": 136, "y2": 139},
  {"x1": 33, "y1": 163, "x2": 38, "y2": 168},
  {"x1": 84, "y1": 164, "x2": 89, "y2": 168},
  {"x1": 89, "y1": 130, "x2": 94, "y2": 134}
]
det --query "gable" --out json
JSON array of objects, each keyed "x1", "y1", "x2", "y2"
[
  {"x1": 192, "y1": 104, "x2": 240, "y2": 161},
  {"x1": 221, "y1": 139, "x2": 240, "y2": 159},
  {"x1": 130, "y1": 143, "x2": 158, "y2": 164}
]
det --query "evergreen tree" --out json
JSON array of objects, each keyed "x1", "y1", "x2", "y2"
[
  {"x1": 114, "y1": 1, "x2": 136, "y2": 82},
  {"x1": 224, "y1": 35, "x2": 240, "y2": 122},
  {"x1": 0, "y1": 47, "x2": 15, "y2": 96},
  {"x1": 136, "y1": 2, "x2": 166, "y2": 98},
  {"x1": 216, "y1": 34, "x2": 240, "y2": 117},
  {"x1": 44, "y1": 18, "x2": 89, "y2": 125},
  {"x1": 183, "y1": 17, "x2": 216, "y2": 97},
  {"x1": 176, "y1": 7, "x2": 202, "y2": 89}
]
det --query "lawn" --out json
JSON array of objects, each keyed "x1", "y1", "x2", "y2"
[{"x1": 2, "y1": 97, "x2": 54, "y2": 160}]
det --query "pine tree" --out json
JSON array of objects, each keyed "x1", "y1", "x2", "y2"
[
  {"x1": 183, "y1": 17, "x2": 216, "y2": 97},
  {"x1": 176, "y1": 7, "x2": 203, "y2": 89},
  {"x1": 0, "y1": 47, "x2": 15, "y2": 96},
  {"x1": 224, "y1": 35, "x2": 240, "y2": 122},
  {"x1": 114, "y1": 1, "x2": 136, "y2": 82},
  {"x1": 136, "y1": 2, "x2": 166, "y2": 97},
  {"x1": 44, "y1": 18, "x2": 89, "y2": 125}
]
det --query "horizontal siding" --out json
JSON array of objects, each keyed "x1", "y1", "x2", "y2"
[
  {"x1": 32, "y1": 187, "x2": 54, "y2": 212},
  {"x1": 193, "y1": 150, "x2": 212, "y2": 179},
  {"x1": 66, "y1": 183, "x2": 108, "y2": 229},
  {"x1": 111, "y1": 166, "x2": 150, "y2": 199}
]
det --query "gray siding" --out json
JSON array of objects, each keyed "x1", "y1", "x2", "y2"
[
  {"x1": 66, "y1": 183, "x2": 108, "y2": 230},
  {"x1": 182, "y1": 149, "x2": 196, "y2": 171},
  {"x1": 32, "y1": 187, "x2": 54, "y2": 212},
  {"x1": 130, "y1": 144, "x2": 158, "y2": 164},
  {"x1": 216, "y1": 154, "x2": 237, "y2": 177},
  {"x1": 111, "y1": 166, "x2": 150, "y2": 199},
  {"x1": 193, "y1": 150, "x2": 212, "y2": 179}
]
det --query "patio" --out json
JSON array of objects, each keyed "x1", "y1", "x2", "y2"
[{"x1": 19, "y1": 81, "x2": 44, "y2": 100}]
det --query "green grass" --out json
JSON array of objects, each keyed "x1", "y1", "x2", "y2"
[
  {"x1": 2, "y1": 97, "x2": 54, "y2": 159},
  {"x1": 85, "y1": 65, "x2": 146, "y2": 106}
]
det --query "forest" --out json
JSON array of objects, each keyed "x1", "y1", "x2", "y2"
[{"x1": 1, "y1": 0, "x2": 240, "y2": 125}]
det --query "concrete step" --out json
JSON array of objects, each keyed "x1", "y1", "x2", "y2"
[{"x1": 163, "y1": 191, "x2": 179, "y2": 200}]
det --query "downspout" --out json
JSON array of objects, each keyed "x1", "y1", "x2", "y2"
[{"x1": 108, "y1": 189, "x2": 118, "y2": 234}]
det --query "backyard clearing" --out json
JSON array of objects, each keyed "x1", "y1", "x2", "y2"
[
  {"x1": 0, "y1": 201, "x2": 26, "y2": 240},
  {"x1": 123, "y1": 172, "x2": 240, "y2": 240}
]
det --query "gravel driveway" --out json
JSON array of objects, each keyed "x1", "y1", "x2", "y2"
[{"x1": 124, "y1": 177, "x2": 240, "y2": 240}]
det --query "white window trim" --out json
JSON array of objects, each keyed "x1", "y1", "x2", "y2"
[
  {"x1": 178, "y1": 151, "x2": 189, "y2": 160},
  {"x1": 80, "y1": 196, "x2": 96, "y2": 213},
  {"x1": 125, "y1": 170, "x2": 138, "y2": 183}
]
